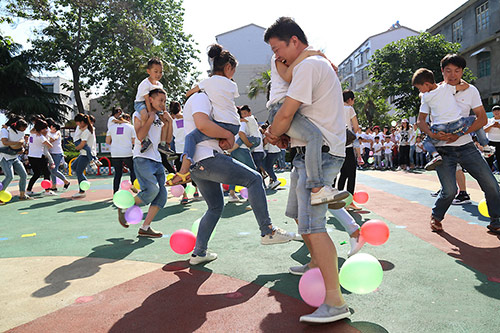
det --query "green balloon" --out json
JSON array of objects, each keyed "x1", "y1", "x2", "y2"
[
  {"x1": 185, "y1": 185, "x2": 196, "y2": 196},
  {"x1": 113, "y1": 190, "x2": 135, "y2": 209},
  {"x1": 79, "y1": 180, "x2": 91, "y2": 191},
  {"x1": 191, "y1": 218, "x2": 215, "y2": 241},
  {"x1": 344, "y1": 193, "x2": 353, "y2": 206},
  {"x1": 339, "y1": 253, "x2": 383, "y2": 294}
]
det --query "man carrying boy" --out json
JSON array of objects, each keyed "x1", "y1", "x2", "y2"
[
  {"x1": 417, "y1": 54, "x2": 500, "y2": 234},
  {"x1": 264, "y1": 17, "x2": 351, "y2": 324}
]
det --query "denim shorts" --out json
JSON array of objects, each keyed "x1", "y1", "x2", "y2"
[
  {"x1": 134, "y1": 101, "x2": 146, "y2": 113},
  {"x1": 133, "y1": 157, "x2": 167, "y2": 208},
  {"x1": 286, "y1": 152, "x2": 344, "y2": 234}
]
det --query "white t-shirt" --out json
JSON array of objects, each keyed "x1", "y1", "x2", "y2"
[
  {"x1": 107, "y1": 116, "x2": 117, "y2": 131},
  {"x1": 78, "y1": 128, "x2": 97, "y2": 156},
  {"x1": 135, "y1": 78, "x2": 163, "y2": 102},
  {"x1": 183, "y1": 93, "x2": 222, "y2": 163},
  {"x1": 373, "y1": 142, "x2": 383, "y2": 156},
  {"x1": 48, "y1": 130, "x2": 63, "y2": 154},
  {"x1": 267, "y1": 54, "x2": 289, "y2": 107},
  {"x1": 286, "y1": 55, "x2": 346, "y2": 157},
  {"x1": 360, "y1": 132, "x2": 372, "y2": 149},
  {"x1": 107, "y1": 123, "x2": 135, "y2": 158},
  {"x1": 198, "y1": 75, "x2": 240, "y2": 126},
  {"x1": 420, "y1": 83, "x2": 462, "y2": 125},
  {"x1": 28, "y1": 133, "x2": 48, "y2": 158},
  {"x1": 416, "y1": 142, "x2": 424, "y2": 153},
  {"x1": 384, "y1": 141, "x2": 395, "y2": 154},
  {"x1": 253, "y1": 131, "x2": 265, "y2": 153},
  {"x1": 420, "y1": 85, "x2": 482, "y2": 147},
  {"x1": 344, "y1": 105, "x2": 356, "y2": 148},
  {"x1": 486, "y1": 118, "x2": 500, "y2": 142},
  {"x1": 172, "y1": 118, "x2": 186, "y2": 154},
  {"x1": 236, "y1": 122, "x2": 250, "y2": 150},
  {"x1": 132, "y1": 111, "x2": 163, "y2": 162},
  {"x1": 0, "y1": 127, "x2": 25, "y2": 161},
  {"x1": 265, "y1": 142, "x2": 281, "y2": 153},
  {"x1": 244, "y1": 115, "x2": 260, "y2": 137}
]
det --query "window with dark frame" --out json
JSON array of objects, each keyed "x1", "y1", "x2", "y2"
[
  {"x1": 452, "y1": 18, "x2": 463, "y2": 43},
  {"x1": 476, "y1": 1, "x2": 489, "y2": 32},
  {"x1": 478, "y1": 52, "x2": 490, "y2": 78}
]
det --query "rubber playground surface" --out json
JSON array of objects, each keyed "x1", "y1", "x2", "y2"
[{"x1": 1, "y1": 169, "x2": 499, "y2": 332}]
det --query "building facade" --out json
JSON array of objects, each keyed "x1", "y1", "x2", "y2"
[
  {"x1": 427, "y1": 0, "x2": 500, "y2": 110},
  {"x1": 215, "y1": 24, "x2": 273, "y2": 122},
  {"x1": 338, "y1": 24, "x2": 419, "y2": 92}
]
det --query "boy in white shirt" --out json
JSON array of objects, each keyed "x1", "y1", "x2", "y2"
[
  {"x1": 232, "y1": 105, "x2": 261, "y2": 151},
  {"x1": 134, "y1": 57, "x2": 174, "y2": 156},
  {"x1": 412, "y1": 68, "x2": 493, "y2": 170},
  {"x1": 372, "y1": 136, "x2": 383, "y2": 169},
  {"x1": 383, "y1": 136, "x2": 394, "y2": 169}
]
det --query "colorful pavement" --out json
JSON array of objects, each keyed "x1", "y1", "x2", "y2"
[{"x1": 1, "y1": 169, "x2": 499, "y2": 332}]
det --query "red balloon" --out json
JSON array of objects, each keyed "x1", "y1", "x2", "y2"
[
  {"x1": 169, "y1": 229, "x2": 196, "y2": 254},
  {"x1": 222, "y1": 184, "x2": 230, "y2": 191},
  {"x1": 353, "y1": 191, "x2": 369, "y2": 204},
  {"x1": 360, "y1": 220, "x2": 390, "y2": 246},
  {"x1": 41, "y1": 180, "x2": 52, "y2": 190}
]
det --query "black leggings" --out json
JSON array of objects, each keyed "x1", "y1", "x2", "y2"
[
  {"x1": 27, "y1": 156, "x2": 51, "y2": 191},
  {"x1": 111, "y1": 157, "x2": 136, "y2": 193},
  {"x1": 337, "y1": 147, "x2": 356, "y2": 194},
  {"x1": 399, "y1": 145, "x2": 410, "y2": 166}
]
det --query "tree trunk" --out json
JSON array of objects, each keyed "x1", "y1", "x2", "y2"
[{"x1": 71, "y1": 65, "x2": 85, "y2": 114}]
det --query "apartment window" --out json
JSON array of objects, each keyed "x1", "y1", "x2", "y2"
[
  {"x1": 42, "y1": 83, "x2": 54, "y2": 93},
  {"x1": 478, "y1": 53, "x2": 490, "y2": 77},
  {"x1": 476, "y1": 1, "x2": 489, "y2": 32},
  {"x1": 354, "y1": 54, "x2": 362, "y2": 67},
  {"x1": 452, "y1": 19, "x2": 463, "y2": 43},
  {"x1": 355, "y1": 70, "x2": 362, "y2": 83}
]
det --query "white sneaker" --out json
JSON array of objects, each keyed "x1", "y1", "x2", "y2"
[
  {"x1": 72, "y1": 192, "x2": 86, "y2": 198},
  {"x1": 43, "y1": 190, "x2": 57, "y2": 196},
  {"x1": 261, "y1": 227, "x2": 293, "y2": 245},
  {"x1": 26, "y1": 191, "x2": 35, "y2": 196},
  {"x1": 268, "y1": 179, "x2": 281, "y2": 190},
  {"x1": 347, "y1": 234, "x2": 365, "y2": 257},
  {"x1": 189, "y1": 252, "x2": 217, "y2": 265},
  {"x1": 228, "y1": 195, "x2": 241, "y2": 203},
  {"x1": 299, "y1": 303, "x2": 351, "y2": 323},
  {"x1": 483, "y1": 145, "x2": 496, "y2": 158},
  {"x1": 292, "y1": 233, "x2": 303, "y2": 241},
  {"x1": 310, "y1": 186, "x2": 349, "y2": 206},
  {"x1": 425, "y1": 155, "x2": 443, "y2": 171}
]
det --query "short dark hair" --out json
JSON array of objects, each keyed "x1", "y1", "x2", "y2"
[
  {"x1": 264, "y1": 17, "x2": 308, "y2": 45},
  {"x1": 33, "y1": 119, "x2": 48, "y2": 133},
  {"x1": 169, "y1": 101, "x2": 181, "y2": 115},
  {"x1": 342, "y1": 90, "x2": 355, "y2": 102},
  {"x1": 240, "y1": 105, "x2": 251, "y2": 113},
  {"x1": 111, "y1": 107, "x2": 122, "y2": 116},
  {"x1": 147, "y1": 57, "x2": 163, "y2": 69},
  {"x1": 149, "y1": 88, "x2": 166, "y2": 98},
  {"x1": 46, "y1": 117, "x2": 61, "y2": 131},
  {"x1": 412, "y1": 68, "x2": 435, "y2": 86},
  {"x1": 440, "y1": 54, "x2": 466, "y2": 70}
]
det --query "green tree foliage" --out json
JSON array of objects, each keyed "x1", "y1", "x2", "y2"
[
  {"x1": 248, "y1": 70, "x2": 271, "y2": 101},
  {"x1": 4, "y1": 0, "x2": 199, "y2": 114},
  {"x1": 0, "y1": 34, "x2": 70, "y2": 122},
  {"x1": 368, "y1": 32, "x2": 476, "y2": 118},
  {"x1": 353, "y1": 84, "x2": 394, "y2": 128}
]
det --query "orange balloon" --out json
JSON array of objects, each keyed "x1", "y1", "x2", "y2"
[{"x1": 361, "y1": 219, "x2": 390, "y2": 246}]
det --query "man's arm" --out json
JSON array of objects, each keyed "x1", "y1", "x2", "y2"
[
  {"x1": 268, "y1": 96, "x2": 302, "y2": 137},
  {"x1": 237, "y1": 131, "x2": 253, "y2": 148},
  {"x1": 106, "y1": 135, "x2": 112, "y2": 145},
  {"x1": 134, "y1": 110, "x2": 155, "y2": 141}
]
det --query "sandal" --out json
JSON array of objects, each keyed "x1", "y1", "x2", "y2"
[
  {"x1": 166, "y1": 172, "x2": 191, "y2": 186},
  {"x1": 430, "y1": 217, "x2": 443, "y2": 232}
]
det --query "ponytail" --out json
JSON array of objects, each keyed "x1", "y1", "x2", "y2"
[
  {"x1": 74, "y1": 113, "x2": 94, "y2": 134},
  {"x1": 207, "y1": 44, "x2": 237, "y2": 75}
]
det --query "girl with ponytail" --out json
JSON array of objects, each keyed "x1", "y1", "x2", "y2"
[{"x1": 71, "y1": 113, "x2": 98, "y2": 198}]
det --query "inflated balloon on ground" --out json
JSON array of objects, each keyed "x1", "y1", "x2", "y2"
[
  {"x1": 185, "y1": 185, "x2": 196, "y2": 196},
  {"x1": 170, "y1": 229, "x2": 196, "y2": 254},
  {"x1": 113, "y1": 190, "x2": 135, "y2": 209},
  {"x1": 353, "y1": 191, "x2": 369, "y2": 204},
  {"x1": 171, "y1": 185, "x2": 184, "y2": 197},
  {"x1": 278, "y1": 178, "x2": 287, "y2": 187},
  {"x1": 41, "y1": 180, "x2": 52, "y2": 190},
  {"x1": 239, "y1": 187, "x2": 248, "y2": 199},
  {"x1": 125, "y1": 205, "x2": 143, "y2": 224},
  {"x1": 299, "y1": 268, "x2": 325, "y2": 307},
  {"x1": 361, "y1": 219, "x2": 390, "y2": 245},
  {"x1": 121, "y1": 180, "x2": 132, "y2": 190},
  {"x1": 0, "y1": 190, "x2": 12, "y2": 202},
  {"x1": 339, "y1": 253, "x2": 383, "y2": 294},
  {"x1": 478, "y1": 199, "x2": 490, "y2": 218},
  {"x1": 133, "y1": 179, "x2": 141, "y2": 190},
  {"x1": 79, "y1": 180, "x2": 91, "y2": 191}
]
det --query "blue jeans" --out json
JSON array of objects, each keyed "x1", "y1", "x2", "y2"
[
  {"x1": 133, "y1": 157, "x2": 167, "y2": 208},
  {"x1": 183, "y1": 122, "x2": 239, "y2": 163},
  {"x1": 73, "y1": 154, "x2": 91, "y2": 190},
  {"x1": 236, "y1": 136, "x2": 261, "y2": 150},
  {"x1": 433, "y1": 143, "x2": 500, "y2": 225},
  {"x1": 263, "y1": 152, "x2": 280, "y2": 182},
  {"x1": 230, "y1": 147, "x2": 256, "y2": 170},
  {"x1": 251, "y1": 151, "x2": 265, "y2": 172},
  {"x1": 409, "y1": 145, "x2": 416, "y2": 165},
  {"x1": 416, "y1": 152, "x2": 425, "y2": 167},
  {"x1": 50, "y1": 153, "x2": 68, "y2": 185},
  {"x1": 1, "y1": 157, "x2": 27, "y2": 192},
  {"x1": 286, "y1": 152, "x2": 345, "y2": 234},
  {"x1": 74, "y1": 139, "x2": 96, "y2": 160},
  {"x1": 190, "y1": 153, "x2": 273, "y2": 256},
  {"x1": 268, "y1": 102, "x2": 324, "y2": 189},
  {"x1": 424, "y1": 116, "x2": 489, "y2": 155},
  {"x1": 384, "y1": 152, "x2": 393, "y2": 168},
  {"x1": 277, "y1": 149, "x2": 286, "y2": 169},
  {"x1": 0, "y1": 146, "x2": 22, "y2": 155},
  {"x1": 374, "y1": 155, "x2": 382, "y2": 168}
]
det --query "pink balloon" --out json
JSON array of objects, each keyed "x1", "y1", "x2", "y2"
[
  {"x1": 239, "y1": 187, "x2": 248, "y2": 199},
  {"x1": 171, "y1": 185, "x2": 185, "y2": 197},
  {"x1": 369, "y1": 151, "x2": 374, "y2": 157},
  {"x1": 353, "y1": 191, "x2": 369, "y2": 204},
  {"x1": 361, "y1": 219, "x2": 390, "y2": 246},
  {"x1": 121, "y1": 180, "x2": 132, "y2": 190},
  {"x1": 299, "y1": 268, "x2": 326, "y2": 307},
  {"x1": 41, "y1": 180, "x2": 52, "y2": 190},
  {"x1": 125, "y1": 205, "x2": 143, "y2": 224},
  {"x1": 170, "y1": 229, "x2": 196, "y2": 254}
]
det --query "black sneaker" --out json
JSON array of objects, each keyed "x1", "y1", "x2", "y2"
[
  {"x1": 140, "y1": 138, "x2": 152, "y2": 153},
  {"x1": 430, "y1": 189, "x2": 441, "y2": 197},
  {"x1": 452, "y1": 192, "x2": 471, "y2": 205},
  {"x1": 64, "y1": 182, "x2": 70, "y2": 190},
  {"x1": 158, "y1": 143, "x2": 175, "y2": 156}
]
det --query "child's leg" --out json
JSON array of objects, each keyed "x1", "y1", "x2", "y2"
[
  {"x1": 475, "y1": 128, "x2": 489, "y2": 147},
  {"x1": 0, "y1": 146, "x2": 21, "y2": 155},
  {"x1": 43, "y1": 146, "x2": 55, "y2": 167},
  {"x1": 83, "y1": 144, "x2": 95, "y2": 160},
  {"x1": 285, "y1": 112, "x2": 324, "y2": 190}
]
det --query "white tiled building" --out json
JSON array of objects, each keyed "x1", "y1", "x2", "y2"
[{"x1": 215, "y1": 24, "x2": 273, "y2": 122}]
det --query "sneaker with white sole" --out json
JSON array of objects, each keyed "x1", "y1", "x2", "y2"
[
  {"x1": 261, "y1": 227, "x2": 293, "y2": 245},
  {"x1": 482, "y1": 145, "x2": 496, "y2": 159},
  {"x1": 292, "y1": 233, "x2": 303, "y2": 241},
  {"x1": 26, "y1": 191, "x2": 35, "y2": 196},
  {"x1": 189, "y1": 252, "x2": 217, "y2": 265},
  {"x1": 43, "y1": 190, "x2": 57, "y2": 196},
  {"x1": 452, "y1": 192, "x2": 471, "y2": 205},
  {"x1": 299, "y1": 303, "x2": 351, "y2": 323},
  {"x1": 289, "y1": 263, "x2": 311, "y2": 276},
  {"x1": 228, "y1": 195, "x2": 241, "y2": 203},
  {"x1": 425, "y1": 155, "x2": 443, "y2": 171},
  {"x1": 347, "y1": 234, "x2": 365, "y2": 257},
  {"x1": 311, "y1": 186, "x2": 349, "y2": 206},
  {"x1": 72, "y1": 192, "x2": 86, "y2": 198},
  {"x1": 268, "y1": 179, "x2": 281, "y2": 190},
  {"x1": 138, "y1": 227, "x2": 162, "y2": 238}
]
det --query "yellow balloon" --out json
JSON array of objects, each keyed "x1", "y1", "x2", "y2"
[
  {"x1": 235, "y1": 185, "x2": 244, "y2": 193},
  {"x1": 278, "y1": 178, "x2": 287, "y2": 187},
  {"x1": 0, "y1": 190, "x2": 12, "y2": 202},
  {"x1": 167, "y1": 173, "x2": 175, "y2": 181},
  {"x1": 478, "y1": 199, "x2": 490, "y2": 218},
  {"x1": 133, "y1": 179, "x2": 141, "y2": 190}
]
